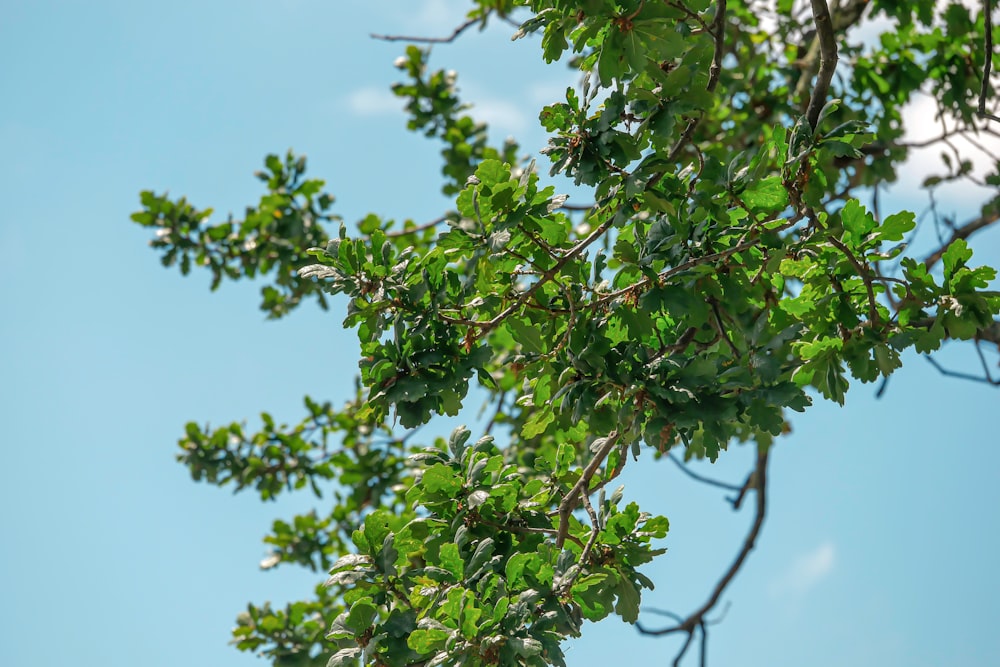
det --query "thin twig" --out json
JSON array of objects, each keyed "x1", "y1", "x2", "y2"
[
  {"x1": 828, "y1": 236, "x2": 880, "y2": 326},
  {"x1": 371, "y1": 17, "x2": 478, "y2": 44},
  {"x1": 477, "y1": 517, "x2": 586, "y2": 549},
  {"x1": 672, "y1": 631, "x2": 696, "y2": 667},
  {"x1": 975, "y1": 338, "x2": 999, "y2": 384},
  {"x1": 465, "y1": 205, "x2": 619, "y2": 340},
  {"x1": 384, "y1": 216, "x2": 447, "y2": 238},
  {"x1": 925, "y1": 352, "x2": 1000, "y2": 385},
  {"x1": 651, "y1": 0, "x2": 727, "y2": 181},
  {"x1": 482, "y1": 391, "x2": 507, "y2": 436},
  {"x1": 593, "y1": 216, "x2": 801, "y2": 309},
  {"x1": 922, "y1": 211, "x2": 1000, "y2": 268},
  {"x1": 667, "y1": 454, "x2": 744, "y2": 494}
]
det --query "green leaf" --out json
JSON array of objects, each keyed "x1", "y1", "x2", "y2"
[
  {"x1": 421, "y1": 464, "x2": 463, "y2": 495},
  {"x1": 345, "y1": 599, "x2": 377, "y2": 633},
  {"x1": 449, "y1": 425, "x2": 471, "y2": 459},
  {"x1": 615, "y1": 577, "x2": 641, "y2": 623},
  {"x1": 942, "y1": 238, "x2": 972, "y2": 279},
  {"x1": 326, "y1": 648, "x2": 362, "y2": 667},
  {"x1": 741, "y1": 176, "x2": 788, "y2": 211},
  {"x1": 508, "y1": 318, "x2": 545, "y2": 354},
  {"x1": 508, "y1": 636, "x2": 543, "y2": 658},
  {"x1": 876, "y1": 211, "x2": 916, "y2": 242},
  {"x1": 840, "y1": 199, "x2": 876, "y2": 248},
  {"x1": 439, "y1": 542, "x2": 464, "y2": 579},
  {"x1": 407, "y1": 628, "x2": 451, "y2": 653}
]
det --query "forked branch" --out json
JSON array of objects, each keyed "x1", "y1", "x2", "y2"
[{"x1": 637, "y1": 447, "x2": 770, "y2": 665}]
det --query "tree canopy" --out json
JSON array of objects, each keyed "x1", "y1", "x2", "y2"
[{"x1": 131, "y1": 2, "x2": 1000, "y2": 666}]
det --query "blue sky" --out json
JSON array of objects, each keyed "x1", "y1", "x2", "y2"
[{"x1": 2, "y1": 1, "x2": 999, "y2": 666}]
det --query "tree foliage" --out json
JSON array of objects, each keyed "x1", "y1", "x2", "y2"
[{"x1": 132, "y1": 1, "x2": 1000, "y2": 666}]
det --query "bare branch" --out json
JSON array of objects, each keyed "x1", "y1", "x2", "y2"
[
  {"x1": 922, "y1": 211, "x2": 1000, "y2": 268},
  {"x1": 384, "y1": 216, "x2": 447, "y2": 238},
  {"x1": 667, "y1": 454, "x2": 744, "y2": 495},
  {"x1": 637, "y1": 447, "x2": 770, "y2": 650},
  {"x1": 371, "y1": 17, "x2": 478, "y2": 44},
  {"x1": 925, "y1": 351, "x2": 1000, "y2": 385},
  {"x1": 793, "y1": 0, "x2": 866, "y2": 105}
]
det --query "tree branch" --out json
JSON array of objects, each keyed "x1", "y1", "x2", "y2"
[
  {"x1": 637, "y1": 447, "x2": 769, "y2": 652},
  {"x1": 371, "y1": 17, "x2": 478, "y2": 44},
  {"x1": 384, "y1": 216, "x2": 448, "y2": 238},
  {"x1": 924, "y1": 350, "x2": 1000, "y2": 385},
  {"x1": 979, "y1": 0, "x2": 1000, "y2": 121},
  {"x1": 556, "y1": 431, "x2": 620, "y2": 547},
  {"x1": 805, "y1": 0, "x2": 839, "y2": 130},
  {"x1": 828, "y1": 236, "x2": 880, "y2": 326},
  {"x1": 666, "y1": 454, "x2": 744, "y2": 495},
  {"x1": 922, "y1": 211, "x2": 1000, "y2": 268},
  {"x1": 707, "y1": 0, "x2": 728, "y2": 94}
]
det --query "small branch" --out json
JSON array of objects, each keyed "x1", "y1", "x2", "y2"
[
  {"x1": 473, "y1": 206, "x2": 619, "y2": 341},
  {"x1": 975, "y1": 338, "x2": 1000, "y2": 383},
  {"x1": 828, "y1": 237, "x2": 880, "y2": 326},
  {"x1": 805, "y1": 0, "x2": 839, "y2": 130},
  {"x1": 482, "y1": 391, "x2": 507, "y2": 436},
  {"x1": 477, "y1": 517, "x2": 586, "y2": 549},
  {"x1": 556, "y1": 431, "x2": 620, "y2": 547},
  {"x1": 922, "y1": 211, "x2": 1000, "y2": 268},
  {"x1": 667, "y1": 454, "x2": 744, "y2": 494},
  {"x1": 371, "y1": 17, "x2": 478, "y2": 44},
  {"x1": 384, "y1": 216, "x2": 447, "y2": 238},
  {"x1": 672, "y1": 631, "x2": 696, "y2": 667},
  {"x1": 650, "y1": 0, "x2": 727, "y2": 182},
  {"x1": 904, "y1": 316, "x2": 1000, "y2": 346},
  {"x1": 707, "y1": 0, "x2": 728, "y2": 93},
  {"x1": 708, "y1": 297, "x2": 741, "y2": 358},
  {"x1": 576, "y1": 494, "x2": 602, "y2": 566},
  {"x1": 593, "y1": 215, "x2": 801, "y2": 310},
  {"x1": 925, "y1": 350, "x2": 1000, "y2": 385},
  {"x1": 979, "y1": 0, "x2": 1000, "y2": 121}
]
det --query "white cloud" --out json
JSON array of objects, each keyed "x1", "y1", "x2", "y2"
[
  {"x1": 887, "y1": 93, "x2": 1000, "y2": 209},
  {"x1": 346, "y1": 86, "x2": 402, "y2": 116},
  {"x1": 414, "y1": 0, "x2": 468, "y2": 32},
  {"x1": 527, "y1": 78, "x2": 579, "y2": 106},
  {"x1": 769, "y1": 541, "x2": 836, "y2": 597},
  {"x1": 468, "y1": 98, "x2": 528, "y2": 134},
  {"x1": 345, "y1": 84, "x2": 527, "y2": 134}
]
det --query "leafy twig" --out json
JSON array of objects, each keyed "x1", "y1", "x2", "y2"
[
  {"x1": 556, "y1": 431, "x2": 620, "y2": 547},
  {"x1": 828, "y1": 236, "x2": 880, "y2": 326}
]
